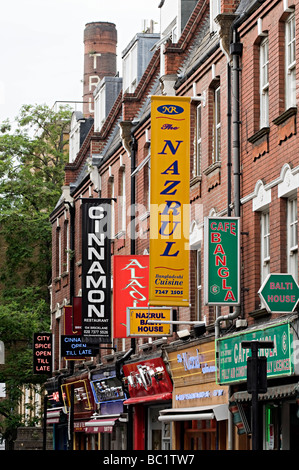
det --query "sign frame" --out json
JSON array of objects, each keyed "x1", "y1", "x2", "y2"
[
  {"x1": 33, "y1": 333, "x2": 53, "y2": 375},
  {"x1": 113, "y1": 255, "x2": 149, "y2": 338},
  {"x1": 149, "y1": 95, "x2": 190, "y2": 307},
  {"x1": 81, "y1": 198, "x2": 112, "y2": 342},
  {"x1": 126, "y1": 307, "x2": 173, "y2": 337},
  {"x1": 204, "y1": 216, "x2": 240, "y2": 306},
  {"x1": 217, "y1": 322, "x2": 293, "y2": 385},
  {"x1": 258, "y1": 272, "x2": 299, "y2": 313}
]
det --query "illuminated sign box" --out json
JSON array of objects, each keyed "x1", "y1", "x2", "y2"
[
  {"x1": 204, "y1": 217, "x2": 240, "y2": 305},
  {"x1": 127, "y1": 307, "x2": 172, "y2": 337}
]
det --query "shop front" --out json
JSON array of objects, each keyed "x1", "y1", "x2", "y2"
[
  {"x1": 122, "y1": 354, "x2": 173, "y2": 450},
  {"x1": 45, "y1": 375, "x2": 68, "y2": 450},
  {"x1": 85, "y1": 369, "x2": 127, "y2": 450},
  {"x1": 161, "y1": 338, "x2": 229, "y2": 450},
  {"x1": 217, "y1": 318, "x2": 299, "y2": 450},
  {"x1": 61, "y1": 372, "x2": 96, "y2": 450}
]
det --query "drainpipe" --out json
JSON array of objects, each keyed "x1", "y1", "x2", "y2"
[{"x1": 215, "y1": 28, "x2": 242, "y2": 340}]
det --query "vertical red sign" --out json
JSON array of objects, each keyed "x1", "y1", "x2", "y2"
[{"x1": 113, "y1": 255, "x2": 149, "y2": 338}]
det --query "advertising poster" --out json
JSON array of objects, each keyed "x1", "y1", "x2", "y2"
[{"x1": 149, "y1": 96, "x2": 190, "y2": 307}]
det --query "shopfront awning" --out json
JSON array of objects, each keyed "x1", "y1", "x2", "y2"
[
  {"x1": 158, "y1": 404, "x2": 228, "y2": 422},
  {"x1": 230, "y1": 382, "x2": 299, "y2": 403},
  {"x1": 123, "y1": 392, "x2": 172, "y2": 405},
  {"x1": 46, "y1": 407, "x2": 66, "y2": 425},
  {"x1": 84, "y1": 417, "x2": 118, "y2": 433}
]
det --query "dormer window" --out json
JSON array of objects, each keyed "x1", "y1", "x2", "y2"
[
  {"x1": 123, "y1": 42, "x2": 138, "y2": 93},
  {"x1": 94, "y1": 83, "x2": 106, "y2": 132},
  {"x1": 69, "y1": 112, "x2": 81, "y2": 163}
]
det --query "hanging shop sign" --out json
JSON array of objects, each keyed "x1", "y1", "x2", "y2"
[
  {"x1": 61, "y1": 376, "x2": 94, "y2": 416},
  {"x1": 33, "y1": 333, "x2": 52, "y2": 375},
  {"x1": 90, "y1": 374, "x2": 125, "y2": 405},
  {"x1": 167, "y1": 341, "x2": 229, "y2": 409},
  {"x1": 73, "y1": 297, "x2": 82, "y2": 333},
  {"x1": 204, "y1": 217, "x2": 240, "y2": 305},
  {"x1": 127, "y1": 307, "x2": 172, "y2": 337},
  {"x1": 60, "y1": 335, "x2": 98, "y2": 360},
  {"x1": 113, "y1": 255, "x2": 149, "y2": 338},
  {"x1": 217, "y1": 322, "x2": 293, "y2": 385},
  {"x1": 81, "y1": 198, "x2": 112, "y2": 342},
  {"x1": 258, "y1": 273, "x2": 299, "y2": 313},
  {"x1": 149, "y1": 96, "x2": 190, "y2": 307},
  {"x1": 123, "y1": 357, "x2": 173, "y2": 403}
]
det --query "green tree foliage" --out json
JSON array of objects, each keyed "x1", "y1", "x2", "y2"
[{"x1": 0, "y1": 104, "x2": 71, "y2": 443}]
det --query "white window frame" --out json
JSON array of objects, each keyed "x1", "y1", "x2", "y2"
[
  {"x1": 123, "y1": 42, "x2": 138, "y2": 93},
  {"x1": 261, "y1": 210, "x2": 270, "y2": 282},
  {"x1": 195, "y1": 103, "x2": 202, "y2": 176},
  {"x1": 285, "y1": 12, "x2": 296, "y2": 109},
  {"x1": 196, "y1": 248, "x2": 202, "y2": 322},
  {"x1": 287, "y1": 197, "x2": 298, "y2": 280},
  {"x1": 210, "y1": 0, "x2": 221, "y2": 32},
  {"x1": 260, "y1": 37, "x2": 269, "y2": 127},
  {"x1": 213, "y1": 86, "x2": 221, "y2": 162},
  {"x1": 119, "y1": 168, "x2": 126, "y2": 233},
  {"x1": 69, "y1": 121, "x2": 80, "y2": 163},
  {"x1": 94, "y1": 84, "x2": 105, "y2": 132}
]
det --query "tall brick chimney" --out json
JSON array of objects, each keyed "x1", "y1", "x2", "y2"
[{"x1": 83, "y1": 22, "x2": 117, "y2": 117}]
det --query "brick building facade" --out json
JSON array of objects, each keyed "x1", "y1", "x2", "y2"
[{"x1": 47, "y1": 0, "x2": 299, "y2": 451}]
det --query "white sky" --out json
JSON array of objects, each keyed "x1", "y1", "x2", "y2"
[{"x1": 0, "y1": 0, "x2": 161, "y2": 125}]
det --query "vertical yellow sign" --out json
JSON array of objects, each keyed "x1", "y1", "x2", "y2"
[{"x1": 149, "y1": 96, "x2": 190, "y2": 306}]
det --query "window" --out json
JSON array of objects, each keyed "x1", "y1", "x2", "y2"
[
  {"x1": 285, "y1": 12, "x2": 296, "y2": 109},
  {"x1": 94, "y1": 84, "x2": 105, "y2": 132},
  {"x1": 108, "y1": 178, "x2": 115, "y2": 239},
  {"x1": 260, "y1": 37, "x2": 269, "y2": 127},
  {"x1": 56, "y1": 226, "x2": 61, "y2": 278},
  {"x1": 118, "y1": 168, "x2": 126, "y2": 233},
  {"x1": 195, "y1": 104, "x2": 202, "y2": 176},
  {"x1": 196, "y1": 248, "x2": 203, "y2": 321},
  {"x1": 213, "y1": 86, "x2": 221, "y2": 162},
  {"x1": 261, "y1": 211, "x2": 270, "y2": 282},
  {"x1": 123, "y1": 43, "x2": 138, "y2": 93},
  {"x1": 287, "y1": 197, "x2": 298, "y2": 280},
  {"x1": 210, "y1": 0, "x2": 221, "y2": 32}
]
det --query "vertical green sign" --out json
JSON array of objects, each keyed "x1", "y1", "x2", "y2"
[{"x1": 204, "y1": 217, "x2": 240, "y2": 305}]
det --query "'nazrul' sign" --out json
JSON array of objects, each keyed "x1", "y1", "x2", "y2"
[
  {"x1": 204, "y1": 217, "x2": 240, "y2": 305},
  {"x1": 149, "y1": 96, "x2": 190, "y2": 307}
]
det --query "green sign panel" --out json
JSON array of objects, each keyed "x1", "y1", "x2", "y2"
[
  {"x1": 258, "y1": 273, "x2": 299, "y2": 313},
  {"x1": 204, "y1": 217, "x2": 240, "y2": 305},
  {"x1": 217, "y1": 322, "x2": 293, "y2": 385}
]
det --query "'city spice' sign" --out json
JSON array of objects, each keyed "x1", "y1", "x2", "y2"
[
  {"x1": 149, "y1": 96, "x2": 190, "y2": 307},
  {"x1": 204, "y1": 217, "x2": 240, "y2": 305},
  {"x1": 33, "y1": 333, "x2": 52, "y2": 374},
  {"x1": 81, "y1": 199, "x2": 112, "y2": 342}
]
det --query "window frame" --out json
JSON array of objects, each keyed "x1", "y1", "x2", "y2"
[
  {"x1": 287, "y1": 197, "x2": 298, "y2": 280},
  {"x1": 260, "y1": 36, "x2": 269, "y2": 127},
  {"x1": 285, "y1": 12, "x2": 296, "y2": 109},
  {"x1": 213, "y1": 86, "x2": 221, "y2": 163},
  {"x1": 195, "y1": 103, "x2": 202, "y2": 176},
  {"x1": 260, "y1": 210, "x2": 270, "y2": 282}
]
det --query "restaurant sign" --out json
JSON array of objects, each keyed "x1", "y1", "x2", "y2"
[
  {"x1": 217, "y1": 322, "x2": 293, "y2": 385},
  {"x1": 204, "y1": 217, "x2": 240, "y2": 305},
  {"x1": 127, "y1": 307, "x2": 172, "y2": 337}
]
